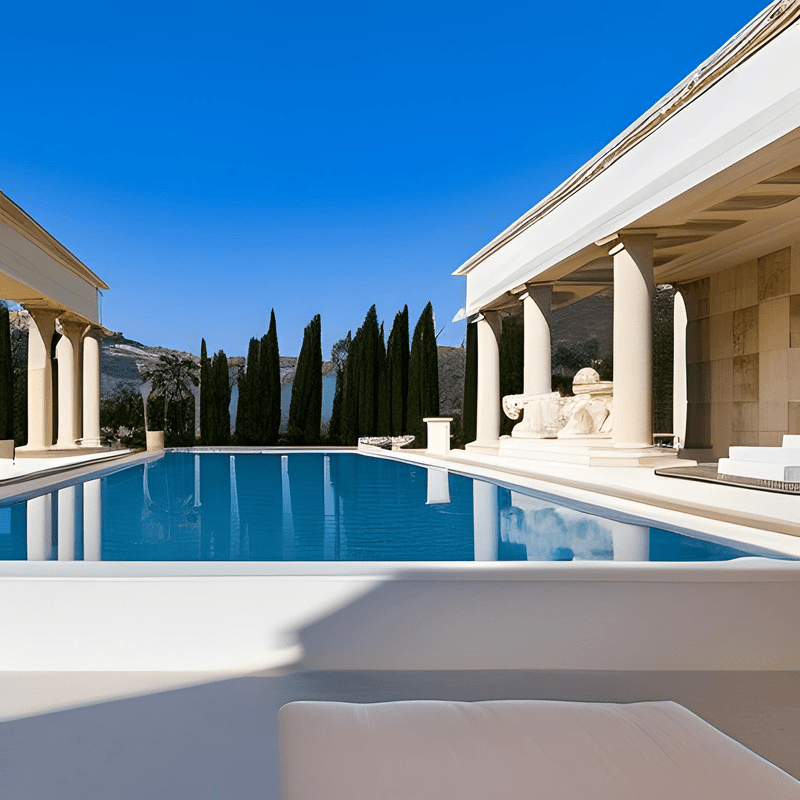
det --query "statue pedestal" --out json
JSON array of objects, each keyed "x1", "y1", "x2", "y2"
[{"x1": 497, "y1": 436, "x2": 692, "y2": 468}]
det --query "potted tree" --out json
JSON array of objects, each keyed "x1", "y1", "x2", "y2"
[{"x1": 141, "y1": 353, "x2": 199, "y2": 449}]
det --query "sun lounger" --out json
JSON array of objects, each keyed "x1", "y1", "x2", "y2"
[{"x1": 278, "y1": 699, "x2": 800, "y2": 799}]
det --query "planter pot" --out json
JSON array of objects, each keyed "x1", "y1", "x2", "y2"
[
  {"x1": 0, "y1": 439, "x2": 14, "y2": 460},
  {"x1": 145, "y1": 431, "x2": 165, "y2": 451}
]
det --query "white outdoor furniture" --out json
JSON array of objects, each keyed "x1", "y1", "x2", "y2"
[{"x1": 279, "y1": 699, "x2": 800, "y2": 799}]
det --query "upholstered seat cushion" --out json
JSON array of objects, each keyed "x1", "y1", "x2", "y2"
[{"x1": 279, "y1": 699, "x2": 800, "y2": 800}]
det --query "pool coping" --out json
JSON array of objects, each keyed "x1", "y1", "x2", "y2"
[
  {"x1": 1, "y1": 446, "x2": 800, "y2": 575},
  {"x1": 1, "y1": 449, "x2": 799, "y2": 674}
]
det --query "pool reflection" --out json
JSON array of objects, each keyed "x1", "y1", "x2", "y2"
[{"x1": 0, "y1": 452, "x2": 767, "y2": 562}]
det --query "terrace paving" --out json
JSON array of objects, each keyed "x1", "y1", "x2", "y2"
[{"x1": 0, "y1": 668, "x2": 798, "y2": 798}]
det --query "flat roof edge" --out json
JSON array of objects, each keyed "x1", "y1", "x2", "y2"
[
  {"x1": 453, "y1": 0, "x2": 800, "y2": 277},
  {"x1": 0, "y1": 192, "x2": 110, "y2": 291}
]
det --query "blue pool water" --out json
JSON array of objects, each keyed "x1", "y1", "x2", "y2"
[{"x1": 0, "y1": 451, "x2": 782, "y2": 562}]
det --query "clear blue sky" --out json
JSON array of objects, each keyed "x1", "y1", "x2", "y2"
[{"x1": 1, "y1": 0, "x2": 768, "y2": 358}]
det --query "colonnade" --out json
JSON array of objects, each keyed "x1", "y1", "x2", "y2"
[
  {"x1": 470, "y1": 234, "x2": 657, "y2": 451},
  {"x1": 19, "y1": 304, "x2": 103, "y2": 451}
]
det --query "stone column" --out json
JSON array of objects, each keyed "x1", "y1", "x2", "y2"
[
  {"x1": 81, "y1": 327, "x2": 102, "y2": 447},
  {"x1": 610, "y1": 235, "x2": 655, "y2": 448},
  {"x1": 474, "y1": 312, "x2": 502, "y2": 446},
  {"x1": 22, "y1": 306, "x2": 60, "y2": 450},
  {"x1": 521, "y1": 285, "x2": 552, "y2": 396},
  {"x1": 55, "y1": 320, "x2": 85, "y2": 448}
]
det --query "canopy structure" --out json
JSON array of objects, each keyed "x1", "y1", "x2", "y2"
[
  {"x1": 455, "y1": 0, "x2": 800, "y2": 463},
  {"x1": 1, "y1": 191, "x2": 110, "y2": 453}
]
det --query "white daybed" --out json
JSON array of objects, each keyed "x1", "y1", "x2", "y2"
[{"x1": 279, "y1": 699, "x2": 800, "y2": 799}]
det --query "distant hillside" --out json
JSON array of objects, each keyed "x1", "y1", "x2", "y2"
[
  {"x1": 550, "y1": 292, "x2": 612, "y2": 356},
  {"x1": 10, "y1": 297, "x2": 613, "y2": 431}
]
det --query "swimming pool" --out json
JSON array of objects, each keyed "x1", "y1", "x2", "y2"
[{"x1": 0, "y1": 451, "x2": 786, "y2": 562}]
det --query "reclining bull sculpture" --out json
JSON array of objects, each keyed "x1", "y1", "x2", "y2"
[{"x1": 503, "y1": 368, "x2": 613, "y2": 439}]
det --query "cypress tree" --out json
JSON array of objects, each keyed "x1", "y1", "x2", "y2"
[
  {"x1": 407, "y1": 302, "x2": 439, "y2": 447},
  {"x1": 376, "y1": 321, "x2": 390, "y2": 435},
  {"x1": 462, "y1": 321, "x2": 478, "y2": 444},
  {"x1": 386, "y1": 305, "x2": 409, "y2": 435},
  {"x1": 199, "y1": 339, "x2": 211, "y2": 445},
  {"x1": 209, "y1": 350, "x2": 231, "y2": 445},
  {"x1": 287, "y1": 314, "x2": 322, "y2": 444},
  {"x1": 652, "y1": 285, "x2": 674, "y2": 435},
  {"x1": 0, "y1": 303, "x2": 14, "y2": 441},
  {"x1": 263, "y1": 310, "x2": 281, "y2": 444},
  {"x1": 356, "y1": 305, "x2": 381, "y2": 437},
  {"x1": 254, "y1": 333, "x2": 269, "y2": 444},
  {"x1": 236, "y1": 337, "x2": 260, "y2": 444},
  {"x1": 328, "y1": 332, "x2": 350, "y2": 444},
  {"x1": 342, "y1": 327, "x2": 362, "y2": 445},
  {"x1": 499, "y1": 315, "x2": 524, "y2": 435}
]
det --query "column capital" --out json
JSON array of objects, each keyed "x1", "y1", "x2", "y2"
[
  {"x1": 519, "y1": 284, "x2": 553, "y2": 311},
  {"x1": 81, "y1": 324, "x2": 104, "y2": 342},
  {"x1": 22, "y1": 304, "x2": 62, "y2": 329},
  {"x1": 57, "y1": 317, "x2": 89, "y2": 340},
  {"x1": 596, "y1": 232, "x2": 657, "y2": 255},
  {"x1": 475, "y1": 309, "x2": 502, "y2": 338}
]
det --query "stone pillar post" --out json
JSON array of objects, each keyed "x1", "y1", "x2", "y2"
[
  {"x1": 474, "y1": 311, "x2": 502, "y2": 447},
  {"x1": 22, "y1": 306, "x2": 60, "y2": 451},
  {"x1": 521, "y1": 285, "x2": 552, "y2": 396},
  {"x1": 55, "y1": 320, "x2": 85, "y2": 448},
  {"x1": 610, "y1": 235, "x2": 655, "y2": 448},
  {"x1": 81, "y1": 327, "x2": 102, "y2": 447}
]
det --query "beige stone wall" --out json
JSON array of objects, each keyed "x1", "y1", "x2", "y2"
[{"x1": 679, "y1": 243, "x2": 800, "y2": 457}]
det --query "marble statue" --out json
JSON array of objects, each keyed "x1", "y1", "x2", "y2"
[{"x1": 503, "y1": 368, "x2": 613, "y2": 439}]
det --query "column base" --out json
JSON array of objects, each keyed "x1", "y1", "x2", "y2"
[
  {"x1": 465, "y1": 440, "x2": 501, "y2": 456},
  {"x1": 498, "y1": 437, "x2": 695, "y2": 468},
  {"x1": 78, "y1": 438, "x2": 103, "y2": 448},
  {"x1": 14, "y1": 444, "x2": 52, "y2": 454}
]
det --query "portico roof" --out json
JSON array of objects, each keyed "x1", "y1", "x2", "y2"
[
  {"x1": 455, "y1": 0, "x2": 800, "y2": 315},
  {"x1": 0, "y1": 191, "x2": 108, "y2": 325}
]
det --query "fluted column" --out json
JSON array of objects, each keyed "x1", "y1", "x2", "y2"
[
  {"x1": 55, "y1": 320, "x2": 85, "y2": 447},
  {"x1": 521, "y1": 286, "x2": 552, "y2": 396},
  {"x1": 22, "y1": 306, "x2": 60, "y2": 450},
  {"x1": 474, "y1": 311, "x2": 502, "y2": 446},
  {"x1": 81, "y1": 327, "x2": 102, "y2": 447},
  {"x1": 610, "y1": 235, "x2": 655, "y2": 448}
]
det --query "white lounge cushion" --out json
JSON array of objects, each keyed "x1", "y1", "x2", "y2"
[{"x1": 278, "y1": 699, "x2": 800, "y2": 800}]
